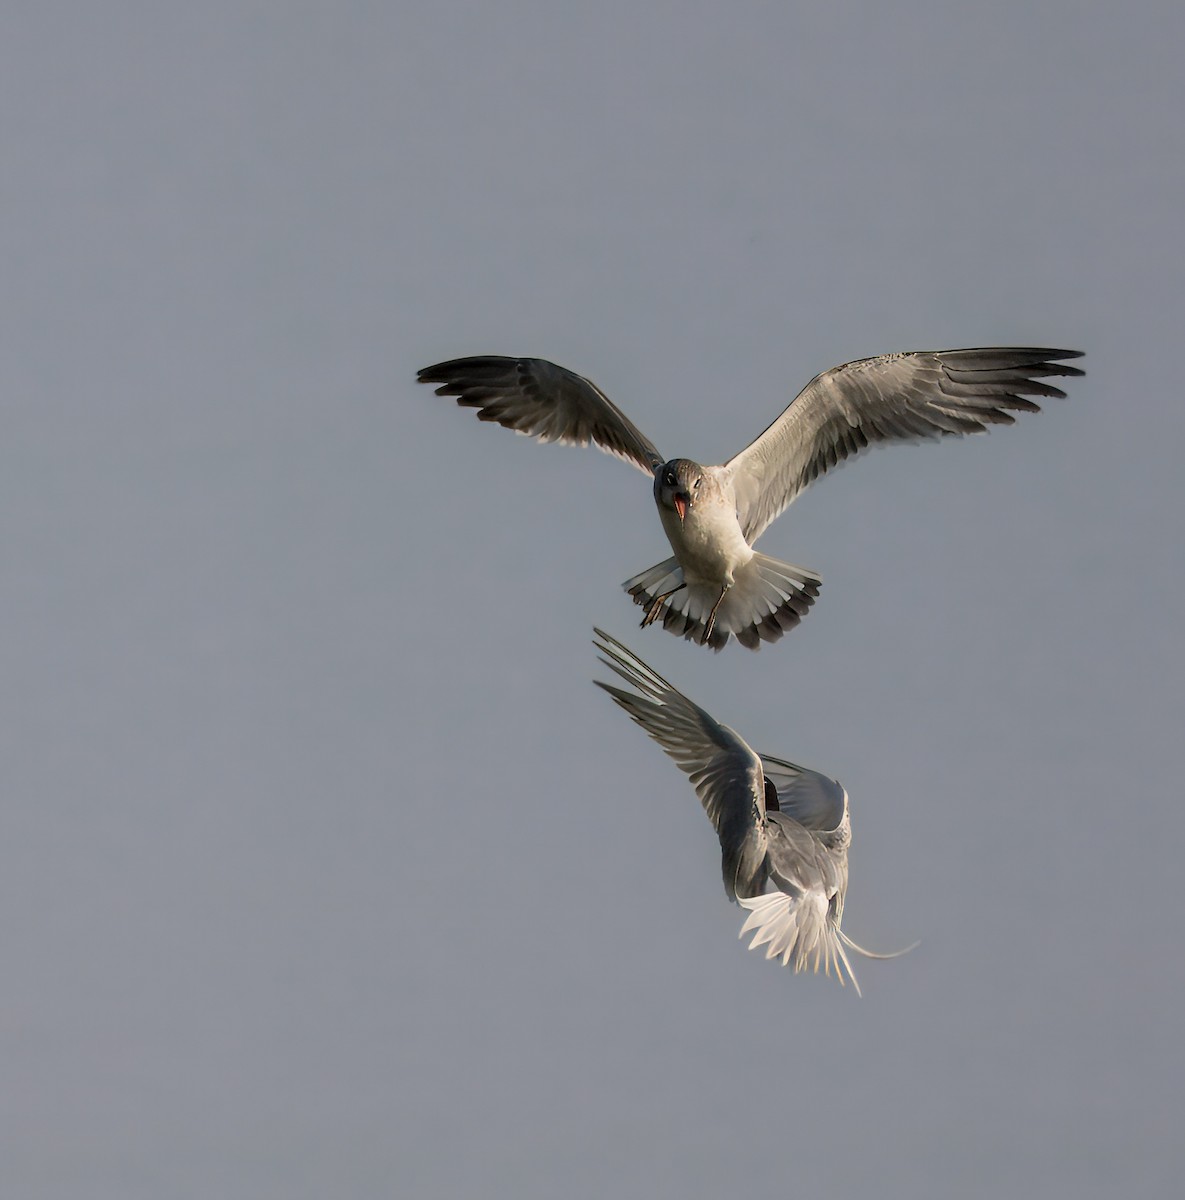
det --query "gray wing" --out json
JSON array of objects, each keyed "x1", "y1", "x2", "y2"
[
  {"x1": 724, "y1": 347, "x2": 1084, "y2": 541},
  {"x1": 759, "y1": 754, "x2": 849, "y2": 841},
  {"x1": 418, "y1": 355, "x2": 664, "y2": 476},
  {"x1": 592, "y1": 629, "x2": 767, "y2": 899},
  {"x1": 765, "y1": 813, "x2": 849, "y2": 931},
  {"x1": 760, "y1": 760, "x2": 850, "y2": 927}
]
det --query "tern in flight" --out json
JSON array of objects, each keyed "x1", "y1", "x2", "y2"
[
  {"x1": 593, "y1": 629, "x2": 913, "y2": 991},
  {"x1": 420, "y1": 347, "x2": 1083, "y2": 650}
]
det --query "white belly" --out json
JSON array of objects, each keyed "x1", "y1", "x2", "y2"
[{"x1": 658, "y1": 494, "x2": 753, "y2": 586}]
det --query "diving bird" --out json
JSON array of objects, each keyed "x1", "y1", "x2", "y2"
[
  {"x1": 593, "y1": 629, "x2": 912, "y2": 991},
  {"x1": 420, "y1": 347, "x2": 1083, "y2": 650}
]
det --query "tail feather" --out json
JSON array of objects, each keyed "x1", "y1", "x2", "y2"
[
  {"x1": 738, "y1": 890, "x2": 861, "y2": 995},
  {"x1": 623, "y1": 553, "x2": 821, "y2": 651},
  {"x1": 837, "y1": 928, "x2": 921, "y2": 961}
]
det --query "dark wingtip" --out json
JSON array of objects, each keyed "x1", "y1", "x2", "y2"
[
  {"x1": 1041, "y1": 350, "x2": 1085, "y2": 378},
  {"x1": 417, "y1": 358, "x2": 481, "y2": 385}
]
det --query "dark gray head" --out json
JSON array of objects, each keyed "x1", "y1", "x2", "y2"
[{"x1": 654, "y1": 458, "x2": 705, "y2": 523}]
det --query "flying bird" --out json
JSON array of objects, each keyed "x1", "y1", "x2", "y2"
[
  {"x1": 420, "y1": 347, "x2": 1083, "y2": 650},
  {"x1": 593, "y1": 629, "x2": 912, "y2": 991}
]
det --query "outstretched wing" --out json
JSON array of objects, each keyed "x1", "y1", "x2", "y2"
[
  {"x1": 418, "y1": 355, "x2": 664, "y2": 476},
  {"x1": 725, "y1": 347, "x2": 1084, "y2": 541},
  {"x1": 592, "y1": 629, "x2": 766, "y2": 899}
]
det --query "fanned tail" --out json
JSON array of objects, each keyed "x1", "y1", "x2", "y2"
[
  {"x1": 623, "y1": 553, "x2": 821, "y2": 652},
  {"x1": 737, "y1": 890, "x2": 862, "y2": 996}
]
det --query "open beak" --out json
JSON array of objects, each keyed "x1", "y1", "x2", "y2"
[{"x1": 673, "y1": 493, "x2": 689, "y2": 523}]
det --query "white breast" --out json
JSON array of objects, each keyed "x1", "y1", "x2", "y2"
[{"x1": 657, "y1": 472, "x2": 753, "y2": 585}]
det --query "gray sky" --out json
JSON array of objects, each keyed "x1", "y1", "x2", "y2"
[{"x1": 4, "y1": 3, "x2": 1183, "y2": 1196}]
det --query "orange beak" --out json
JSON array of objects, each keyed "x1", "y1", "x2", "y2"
[{"x1": 673, "y1": 493, "x2": 688, "y2": 523}]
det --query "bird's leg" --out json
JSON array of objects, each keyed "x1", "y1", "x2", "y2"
[
  {"x1": 702, "y1": 585, "x2": 729, "y2": 644},
  {"x1": 641, "y1": 583, "x2": 686, "y2": 627}
]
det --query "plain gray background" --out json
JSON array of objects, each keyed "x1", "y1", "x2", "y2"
[{"x1": 4, "y1": 3, "x2": 1183, "y2": 1196}]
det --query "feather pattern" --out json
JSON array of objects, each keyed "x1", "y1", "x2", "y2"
[
  {"x1": 418, "y1": 355, "x2": 664, "y2": 475},
  {"x1": 593, "y1": 630, "x2": 767, "y2": 898},
  {"x1": 725, "y1": 347, "x2": 1084, "y2": 541}
]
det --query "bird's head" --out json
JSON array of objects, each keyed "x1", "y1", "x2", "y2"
[{"x1": 655, "y1": 459, "x2": 703, "y2": 524}]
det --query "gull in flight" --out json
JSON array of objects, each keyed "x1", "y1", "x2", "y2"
[
  {"x1": 593, "y1": 629, "x2": 913, "y2": 992},
  {"x1": 420, "y1": 347, "x2": 1083, "y2": 650}
]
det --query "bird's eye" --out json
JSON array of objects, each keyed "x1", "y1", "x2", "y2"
[
  {"x1": 693, "y1": 478, "x2": 701, "y2": 489},
  {"x1": 665, "y1": 471, "x2": 676, "y2": 486}
]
